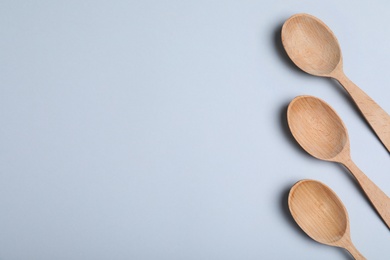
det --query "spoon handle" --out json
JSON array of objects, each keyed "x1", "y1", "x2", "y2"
[
  {"x1": 343, "y1": 158, "x2": 390, "y2": 228},
  {"x1": 343, "y1": 242, "x2": 366, "y2": 260},
  {"x1": 334, "y1": 72, "x2": 390, "y2": 153}
]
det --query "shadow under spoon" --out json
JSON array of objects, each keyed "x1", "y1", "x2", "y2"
[
  {"x1": 287, "y1": 95, "x2": 390, "y2": 229},
  {"x1": 281, "y1": 13, "x2": 390, "y2": 152}
]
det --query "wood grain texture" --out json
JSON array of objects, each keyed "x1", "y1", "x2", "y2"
[
  {"x1": 287, "y1": 95, "x2": 390, "y2": 229},
  {"x1": 289, "y1": 180, "x2": 365, "y2": 260},
  {"x1": 281, "y1": 13, "x2": 390, "y2": 152}
]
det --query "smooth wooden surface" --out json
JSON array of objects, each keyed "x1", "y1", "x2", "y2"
[
  {"x1": 289, "y1": 180, "x2": 365, "y2": 260},
  {"x1": 287, "y1": 96, "x2": 390, "y2": 229},
  {"x1": 281, "y1": 13, "x2": 390, "y2": 153}
]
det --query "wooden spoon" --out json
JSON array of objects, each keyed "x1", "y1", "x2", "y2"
[
  {"x1": 287, "y1": 95, "x2": 390, "y2": 228},
  {"x1": 289, "y1": 179, "x2": 365, "y2": 259},
  {"x1": 281, "y1": 13, "x2": 390, "y2": 153}
]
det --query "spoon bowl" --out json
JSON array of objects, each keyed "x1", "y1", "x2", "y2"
[
  {"x1": 289, "y1": 180, "x2": 364, "y2": 259},
  {"x1": 287, "y1": 95, "x2": 348, "y2": 161},
  {"x1": 289, "y1": 179, "x2": 348, "y2": 244},
  {"x1": 282, "y1": 13, "x2": 342, "y2": 77}
]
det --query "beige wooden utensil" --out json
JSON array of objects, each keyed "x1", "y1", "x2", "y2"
[
  {"x1": 289, "y1": 179, "x2": 365, "y2": 260},
  {"x1": 287, "y1": 95, "x2": 390, "y2": 228},
  {"x1": 281, "y1": 13, "x2": 390, "y2": 152}
]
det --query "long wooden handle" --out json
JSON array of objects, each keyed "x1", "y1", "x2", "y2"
[
  {"x1": 343, "y1": 158, "x2": 390, "y2": 228},
  {"x1": 334, "y1": 72, "x2": 390, "y2": 152}
]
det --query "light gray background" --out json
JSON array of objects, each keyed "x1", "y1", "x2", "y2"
[{"x1": 1, "y1": 0, "x2": 390, "y2": 259}]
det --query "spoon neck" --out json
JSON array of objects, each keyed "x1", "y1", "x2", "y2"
[
  {"x1": 341, "y1": 158, "x2": 364, "y2": 179},
  {"x1": 329, "y1": 62, "x2": 343, "y2": 77},
  {"x1": 332, "y1": 149, "x2": 351, "y2": 164},
  {"x1": 332, "y1": 71, "x2": 360, "y2": 96},
  {"x1": 341, "y1": 240, "x2": 366, "y2": 260},
  {"x1": 340, "y1": 156, "x2": 353, "y2": 166},
  {"x1": 333, "y1": 70, "x2": 350, "y2": 85}
]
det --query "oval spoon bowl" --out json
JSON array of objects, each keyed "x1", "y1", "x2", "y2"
[
  {"x1": 289, "y1": 179, "x2": 365, "y2": 259},
  {"x1": 287, "y1": 95, "x2": 348, "y2": 161},
  {"x1": 281, "y1": 13, "x2": 342, "y2": 76},
  {"x1": 289, "y1": 179, "x2": 348, "y2": 245}
]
